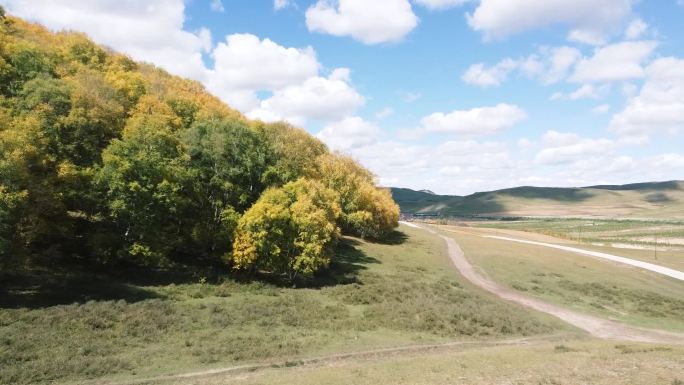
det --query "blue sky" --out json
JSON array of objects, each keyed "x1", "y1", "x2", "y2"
[{"x1": 4, "y1": 0, "x2": 684, "y2": 194}]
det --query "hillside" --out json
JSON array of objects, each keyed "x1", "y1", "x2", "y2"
[
  {"x1": 0, "y1": 12, "x2": 398, "y2": 279},
  {"x1": 392, "y1": 181, "x2": 684, "y2": 219}
]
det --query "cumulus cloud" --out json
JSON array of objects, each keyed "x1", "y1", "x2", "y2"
[
  {"x1": 592, "y1": 104, "x2": 611, "y2": 114},
  {"x1": 413, "y1": 0, "x2": 470, "y2": 10},
  {"x1": 461, "y1": 59, "x2": 517, "y2": 87},
  {"x1": 551, "y1": 84, "x2": 610, "y2": 101},
  {"x1": 316, "y1": 116, "x2": 381, "y2": 151},
  {"x1": 463, "y1": 46, "x2": 581, "y2": 87},
  {"x1": 1, "y1": 0, "x2": 210, "y2": 81},
  {"x1": 420, "y1": 104, "x2": 527, "y2": 136},
  {"x1": 570, "y1": 41, "x2": 658, "y2": 83},
  {"x1": 376, "y1": 107, "x2": 394, "y2": 119},
  {"x1": 610, "y1": 57, "x2": 684, "y2": 137},
  {"x1": 624, "y1": 18, "x2": 648, "y2": 40},
  {"x1": 274, "y1": 0, "x2": 291, "y2": 10},
  {"x1": 210, "y1": 0, "x2": 225, "y2": 13},
  {"x1": 207, "y1": 33, "x2": 320, "y2": 109},
  {"x1": 248, "y1": 68, "x2": 365, "y2": 125},
  {"x1": 467, "y1": 0, "x2": 634, "y2": 43},
  {"x1": 535, "y1": 131, "x2": 615, "y2": 165},
  {"x1": 305, "y1": 0, "x2": 418, "y2": 44}
]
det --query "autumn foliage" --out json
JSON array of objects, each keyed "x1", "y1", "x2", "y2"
[{"x1": 0, "y1": 12, "x2": 399, "y2": 280}]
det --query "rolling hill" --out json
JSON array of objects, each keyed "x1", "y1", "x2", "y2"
[{"x1": 391, "y1": 181, "x2": 684, "y2": 219}]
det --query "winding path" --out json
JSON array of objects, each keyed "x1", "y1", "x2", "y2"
[{"x1": 403, "y1": 222, "x2": 684, "y2": 344}]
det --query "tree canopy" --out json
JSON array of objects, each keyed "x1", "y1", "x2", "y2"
[{"x1": 0, "y1": 14, "x2": 400, "y2": 280}]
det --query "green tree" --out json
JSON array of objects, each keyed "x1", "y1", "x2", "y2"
[
  {"x1": 253, "y1": 121, "x2": 328, "y2": 185},
  {"x1": 182, "y1": 118, "x2": 273, "y2": 258},
  {"x1": 96, "y1": 96, "x2": 191, "y2": 264},
  {"x1": 230, "y1": 178, "x2": 341, "y2": 280}
]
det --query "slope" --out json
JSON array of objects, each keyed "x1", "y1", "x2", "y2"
[{"x1": 391, "y1": 181, "x2": 684, "y2": 219}]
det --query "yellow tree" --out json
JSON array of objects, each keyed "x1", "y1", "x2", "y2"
[
  {"x1": 311, "y1": 153, "x2": 399, "y2": 239},
  {"x1": 230, "y1": 178, "x2": 341, "y2": 281}
]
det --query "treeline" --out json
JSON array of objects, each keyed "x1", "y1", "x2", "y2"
[{"x1": 0, "y1": 11, "x2": 399, "y2": 280}]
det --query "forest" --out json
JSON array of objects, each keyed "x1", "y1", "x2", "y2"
[{"x1": 0, "y1": 9, "x2": 399, "y2": 282}]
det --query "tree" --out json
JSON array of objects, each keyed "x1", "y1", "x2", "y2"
[
  {"x1": 95, "y1": 96, "x2": 191, "y2": 265},
  {"x1": 182, "y1": 118, "x2": 274, "y2": 259},
  {"x1": 311, "y1": 154, "x2": 399, "y2": 238},
  {"x1": 230, "y1": 178, "x2": 341, "y2": 280},
  {"x1": 253, "y1": 121, "x2": 328, "y2": 185}
]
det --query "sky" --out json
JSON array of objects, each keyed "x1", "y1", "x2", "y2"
[{"x1": 3, "y1": 0, "x2": 684, "y2": 195}]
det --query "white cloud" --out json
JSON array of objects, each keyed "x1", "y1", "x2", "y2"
[
  {"x1": 248, "y1": 68, "x2": 365, "y2": 125},
  {"x1": 551, "y1": 84, "x2": 609, "y2": 101},
  {"x1": 567, "y1": 29, "x2": 607, "y2": 46},
  {"x1": 649, "y1": 153, "x2": 684, "y2": 169},
  {"x1": 535, "y1": 130, "x2": 616, "y2": 165},
  {"x1": 375, "y1": 107, "x2": 394, "y2": 119},
  {"x1": 571, "y1": 41, "x2": 658, "y2": 83},
  {"x1": 1, "y1": 0, "x2": 210, "y2": 81},
  {"x1": 305, "y1": 0, "x2": 418, "y2": 44},
  {"x1": 421, "y1": 104, "x2": 527, "y2": 136},
  {"x1": 209, "y1": 34, "x2": 319, "y2": 92},
  {"x1": 463, "y1": 46, "x2": 581, "y2": 88},
  {"x1": 210, "y1": 0, "x2": 225, "y2": 13},
  {"x1": 316, "y1": 116, "x2": 380, "y2": 151},
  {"x1": 610, "y1": 57, "x2": 684, "y2": 137},
  {"x1": 413, "y1": 0, "x2": 469, "y2": 10},
  {"x1": 625, "y1": 18, "x2": 648, "y2": 40},
  {"x1": 462, "y1": 59, "x2": 517, "y2": 87},
  {"x1": 592, "y1": 104, "x2": 611, "y2": 114},
  {"x1": 274, "y1": 0, "x2": 291, "y2": 10},
  {"x1": 467, "y1": 0, "x2": 634, "y2": 42}
]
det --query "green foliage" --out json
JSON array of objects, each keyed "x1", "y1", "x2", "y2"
[
  {"x1": 182, "y1": 118, "x2": 273, "y2": 258},
  {"x1": 253, "y1": 121, "x2": 328, "y2": 185},
  {"x1": 96, "y1": 97, "x2": 192, "y2": 264},
  {"x1": 0, "y1": 14, "x2": 399, "y2": 274},
  {"x1": 231, "y1": 179, "x2": 341, "y2": 279}
]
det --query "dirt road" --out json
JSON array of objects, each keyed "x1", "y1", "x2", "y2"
[{"x1": 412, "y1": 224, "x2": 684, "y2": 344}]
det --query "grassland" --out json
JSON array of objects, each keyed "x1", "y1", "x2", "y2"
[
  {"x1": 474, "y1": 218, "x2": 684, "y2": 271},
  {"x1": 0, "y1": 225, "x2": 566, "y2": 385},
  {"x1": 433, "y1": 225, "x2": 684, "y2": 333},
  {"x1": 155, "y1": 340, "x2": 684, "y2": 385}
]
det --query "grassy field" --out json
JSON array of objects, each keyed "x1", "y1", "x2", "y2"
[
  {"x1": 156, "y1": 340, "x2": 684, "y2": 385},
  {"x1": 473, "y1": 219, "x2": 684, "y2": 271},
  {"x1": 0, "y1": 225, "x2": 567, "y2": 385},
  {"x1": 433, "y1": 225, "x2": 684, "y2": 333}
]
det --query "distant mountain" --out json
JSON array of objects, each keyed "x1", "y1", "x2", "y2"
[{"x1": 391, "y1": 181, "x2": 684, "y2": 219}]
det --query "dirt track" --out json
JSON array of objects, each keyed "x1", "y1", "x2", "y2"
[{"x1": 414, "y1": 224, "x2": 684, "y2": 344}]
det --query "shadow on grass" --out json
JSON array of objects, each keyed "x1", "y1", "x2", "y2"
[
  {"x1": 0, "y1": 269, "x2": 164, "y2": 309},
  {"x1": 369, "y1": 230, "x2": 408, "y2": 245},
  {"x1": 0, "y1": 234, "x2": 389, "y2": 306}
]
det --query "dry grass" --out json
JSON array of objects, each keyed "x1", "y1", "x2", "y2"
[
  {"x1": 433, "y1": 225, "x2": 684, "y2": 333},
  {"x1": 154, "y1": 340, "x2": 684, "y2": 385},
  {"x1": 0, "y1": 225, "x2": 565, "y2": 385}
]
